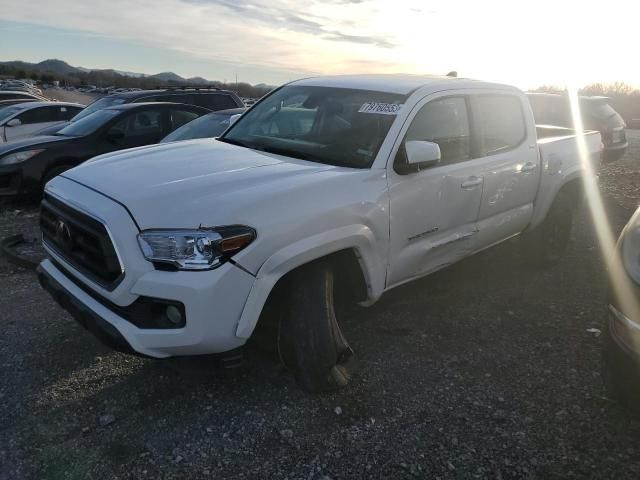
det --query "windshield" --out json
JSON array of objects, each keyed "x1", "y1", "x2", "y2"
[
  {"x1": 162, "y1": 112, "x2": 236, "y2": 143},
  {"x1": 57, "y1": 109, "x2": 120, "y2": 136},
  {"x1": 71, "y1": 96, "x2": 126, "y2": 122},
  {"x1": 0, "y1": 105, "x2": 25, "y2": 123},
  {"x1": 221, "y1": 86, "x2": 405, "y2": 168}
]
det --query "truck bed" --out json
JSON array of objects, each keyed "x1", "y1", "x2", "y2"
[{"x1": 536, "y1": 124, "x2": 599, "y2": 142}]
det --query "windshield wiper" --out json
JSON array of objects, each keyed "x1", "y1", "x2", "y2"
[
  {"x1": 217, "y1": 137, "x2": 252, "y2": 149},
  {"x1": 256, "y1": 145, "x2": 324, "y2": 162}
]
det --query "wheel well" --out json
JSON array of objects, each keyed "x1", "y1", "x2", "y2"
[
  {"x1": 250, "y1": 249, "x2": 369, "y2": 347},
  {"x1": 557, "y1": 178, "x2": 585, "y2": 210}
]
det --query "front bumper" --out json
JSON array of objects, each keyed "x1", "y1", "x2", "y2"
[
  {"x1": 39, "y1": 176, "x2": 257, "y2": 358},
  {"x1": 38, "y1": 256, "x2": 255, "y2": 358},
  {"x1": 0, "y1": 167, "x2": 24, "y2": 196},
  {"x1": 37, "y1": 262, "x2": 138, "y2": 355},
  {"x1": 606, "y1": 303, "x2": 640, "y2": 371},
  {"x1": 603, "y1": 141, "x2": 628, "y2": 163}
]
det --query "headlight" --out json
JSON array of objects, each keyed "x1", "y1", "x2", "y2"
[
  {"x1": 137, "y1": 226, "x2": 256, "y2": 270},
  {"x1": 0, "y1": 149, "x2": 45, "y2": 166},
  {"x1": 622, "y1": 209, "x2": 640, "y2": 284}
]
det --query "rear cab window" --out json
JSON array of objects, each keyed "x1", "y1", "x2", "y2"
[{"x1": 471, "y1": 94, "x2": 526, "y2": 156}]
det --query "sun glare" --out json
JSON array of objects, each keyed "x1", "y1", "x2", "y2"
[{"x1": 567, "y1": 87, "x2": 640, "y2": 327}]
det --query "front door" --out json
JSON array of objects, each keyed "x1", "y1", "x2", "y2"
[{"x1": 387, "y1": 95, "x2": 483, "y2": 287}]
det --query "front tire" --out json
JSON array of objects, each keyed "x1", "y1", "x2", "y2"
[{"x1": 278, "y1": 261, "x2": 355, "y2": 392}]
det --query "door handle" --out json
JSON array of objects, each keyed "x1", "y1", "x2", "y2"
[
  {"x1": 461, "y1": 176, "x2": 483, "y2": 189},
  {"x1": 521, "y1": 162, "x2": 537, "y2": 173}
]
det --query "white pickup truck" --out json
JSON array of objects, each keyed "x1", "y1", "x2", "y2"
[{"x1": 37, "y1": 75, "x2": 603, "y2": 391}]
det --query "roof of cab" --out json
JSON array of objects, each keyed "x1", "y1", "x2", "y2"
[{"x1": 289, "y1": 74, "x2": 519, "y2": 95}]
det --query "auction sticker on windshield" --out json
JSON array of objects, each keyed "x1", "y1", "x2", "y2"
[{"x1": 358, "y1": 102, "x2": 403, "y2": 115}]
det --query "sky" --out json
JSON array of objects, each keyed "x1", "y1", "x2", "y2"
[{"x1": 0, "y1": 0, "x2": 639, "y2": 89}]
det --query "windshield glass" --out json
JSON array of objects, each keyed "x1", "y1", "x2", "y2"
[
  {"x1": 0, "y1": 105, "x2": 25, "y2": 123},
  {"x1": 71, "y1": 96, "x2": 126, "y2": 122},
  {"x1": 221, "y1": 86, "x2": 405, "y2": 168},
  {"x1": 162, "y1": 112, "x2": 235, "y2": 143},
  {"x1": 57, "y1": 109, "x2": 120, "y2": 136}
]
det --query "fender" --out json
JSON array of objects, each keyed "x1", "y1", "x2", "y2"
[
  {"x1": 528, "y1": 157, "x2": 585, "y2": 230},
  {"x1": 235, "y1": 224, "x2": 386, "y2": 339}
]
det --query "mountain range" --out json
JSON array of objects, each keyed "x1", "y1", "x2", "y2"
[{"x1": 0, "y1": 58, "x2": 226, "y2": 85}]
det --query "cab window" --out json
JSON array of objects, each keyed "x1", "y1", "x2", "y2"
[
  {"x1": 17, "y1": 106, "x2": 59, "y2": 124},
  {"x1": 170, "y1": 109, "x2": 200, "y2": 129},
  {"x1": 472, "y1": 95, "x2": 526, "y2": 155},
  {"x1": 398, "y1": 96, "x2": 471, "y2": 170},
  {"x1": 108, "y1": 109, "x2": 163, "y2": 137}
]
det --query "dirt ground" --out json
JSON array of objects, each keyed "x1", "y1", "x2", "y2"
[{"x1": 1, "y1": 133, "x2": 640, "y2": 479}]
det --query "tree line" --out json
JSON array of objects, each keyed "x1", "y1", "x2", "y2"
[{"x1": 0, "y1": 64, "x2": 273, "y2": 99}]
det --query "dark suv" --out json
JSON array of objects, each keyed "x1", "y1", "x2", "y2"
[
  {"x1": 33, "y1": 86, "x2": 244, "y2": 136},
  {"x1": 527, "y1": 92, "x2": 627, "y2": 162}
]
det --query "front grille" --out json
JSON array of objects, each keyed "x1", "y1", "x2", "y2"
[{"x1": 40, "y1": 194, "x2": 123, "y2": 290}]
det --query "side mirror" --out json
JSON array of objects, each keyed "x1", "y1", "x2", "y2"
[
  {"x1": 229, "y1": 114, "x2": 242, "y2": 126},
  {"x1": 106, "y1": 130, "x2": 125, "y2": 142},
  {"x1": 405, "y1": 140, "x2": 441, "y2": 167},
  {"x1": 6, "y1": 118, "x2": 21, "y2": 127}
]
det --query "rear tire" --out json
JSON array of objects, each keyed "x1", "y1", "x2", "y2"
[
  {"x1": 277, "y1": 261, "x2": 355, "y2": 392},
  {"x1": 522, "y1": 190, "x2": 574, "y2": 266}
]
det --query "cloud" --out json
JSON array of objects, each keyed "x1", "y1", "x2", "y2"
[{"x1": 0, "y1": 0, "x2": 401, "y2": 77}]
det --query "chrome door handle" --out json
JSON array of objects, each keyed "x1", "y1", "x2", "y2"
[
  {"x1": 461, "y1": 176, "x2": 483, "y2": 189},
  {"x1": 521, "y1": 162, "x2": 537, "y2": 173}
]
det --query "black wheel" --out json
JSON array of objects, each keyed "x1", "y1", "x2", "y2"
[
  {"x1": 522, "y1": 191, "x2": 574, "y2": 266},
  {"x1": 602, "y1": 316, "x2": 640, "y2": 414},
  {"x1": 277, "y1": 261, "x2": 355, "y2": 392},
  {"x1": 42, "y1": 165, "x2": 73, "y2": 191}
]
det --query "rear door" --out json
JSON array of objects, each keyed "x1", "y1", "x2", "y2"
[
  {"x1": 101, "y1": 107, "x2": 166, "y2": 151},
  {"x1": 387, "y1": 94, "x2": 484, "y2": 287},
  {"x1": 469, "y1": 93, "x2": 540, "y2": 248}
]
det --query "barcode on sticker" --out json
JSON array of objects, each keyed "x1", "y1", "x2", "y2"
[{"x1": 358, "y1": 102, "x2": 403, "y2": 115}]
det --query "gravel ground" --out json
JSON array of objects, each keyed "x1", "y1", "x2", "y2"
[{"x1": 1, "y1": 133, "x2": 640, "y2": 479}]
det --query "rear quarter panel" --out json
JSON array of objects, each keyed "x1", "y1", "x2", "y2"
[{"x1": 529, "y1": 131, "x2": 602, "y2": 229}]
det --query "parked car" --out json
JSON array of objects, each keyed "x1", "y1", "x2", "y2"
[
  {"x1": 36, "y1": 75, "x2": 602, "y2": 392},
  {"x1": 0, "y1": 102, "x2": 208, "y2": 196},
  {"x1": 0, "y1": 90, "x2": 49, "y2": 102},
  {"x1": 161, "y1": 108, "x2": 245, "y2": 143},
  {"x1": 0, "y1": 102, "x2": 84, "y2": 143},
  {"x1": 603, "y1": 206, "x2": 640, "y2": 411},
  {"x1": 32, "y1": 87, "x2": 244, "y2": 137},
  {"x1": 0, "y1": 98, "x2": 40, "y2": 109},
  {"x1": 527, "y1": 93, "x2": 627, "y2": 162}
]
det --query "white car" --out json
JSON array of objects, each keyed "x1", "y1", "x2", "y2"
[
  {"x1": 37, "y1": 75, "x2": 602, "y2": 391},
  {"x1": 603, "y1": 207, "x2": 640, "y2": 410},
  {"x1": 0, "y1": 102, "x2": 84, "y2": 143}
]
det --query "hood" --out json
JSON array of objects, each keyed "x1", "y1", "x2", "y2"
[
  {"x1": 33, "y1": 121, "x2": 70, "y2": 137},
  {"x1": 0, "y1": 135, "x2": 72, "y2": 156},
  {"x1": 62, "y1": 139, "x2": 337, "y2": 229}
]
